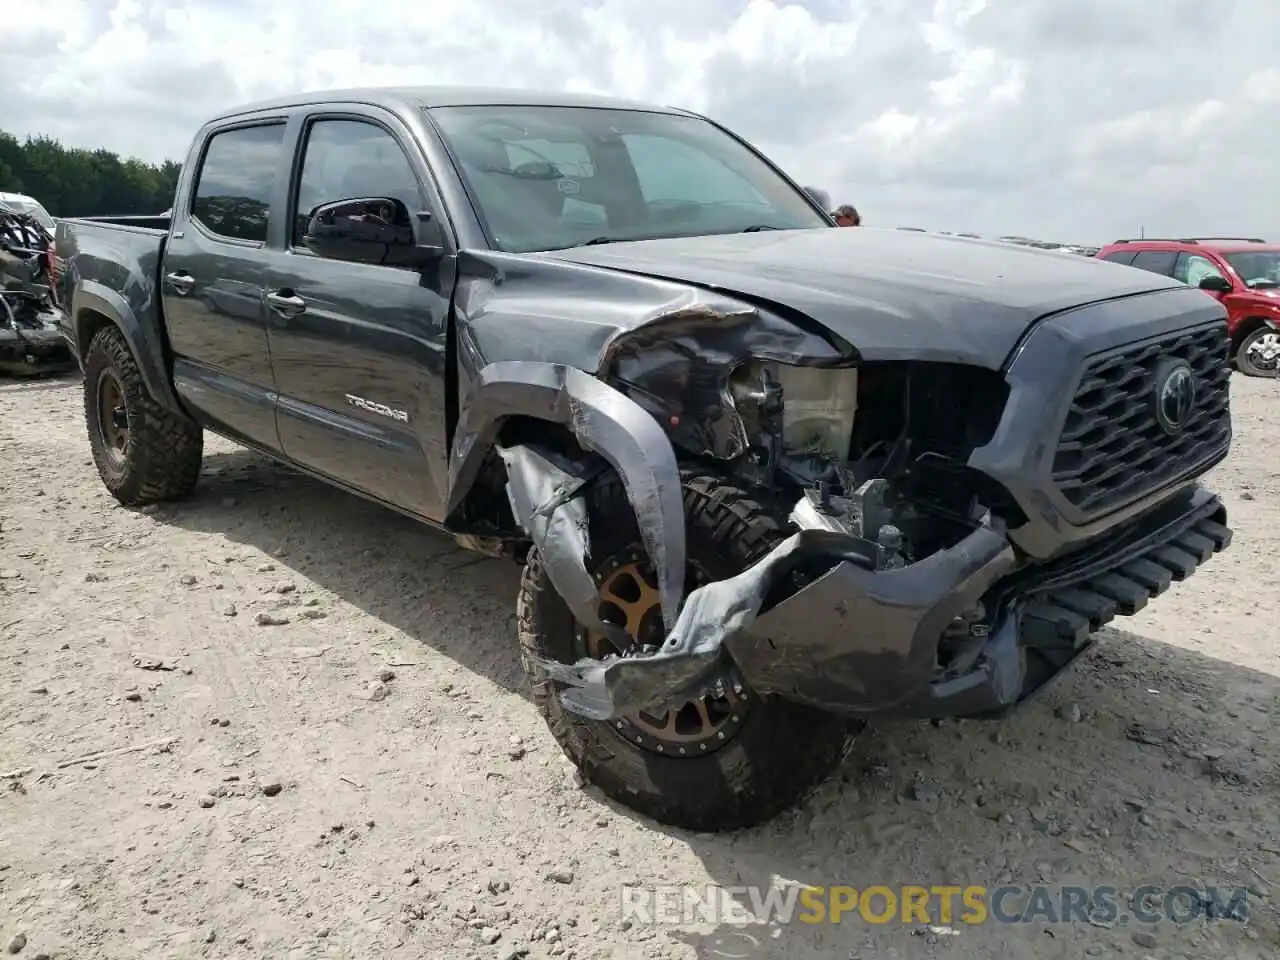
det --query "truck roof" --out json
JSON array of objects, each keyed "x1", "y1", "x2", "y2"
[{"x1": 219, "y1": 85, "x2": 692, "y2": 122}]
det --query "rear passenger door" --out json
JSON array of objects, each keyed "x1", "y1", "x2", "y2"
[
  {"x1": 162, "y1": 120, "x2": 288, "y2": 452},
  {"x1": 258, "y1": 108, "x2": 454, "y2": 521},
  {"x1": 1127, "y1": 250, "x2": 1178, "y2": 277},
  {"x1": 1098, "y1": 250, "x2": 1137, "y2": 265}
]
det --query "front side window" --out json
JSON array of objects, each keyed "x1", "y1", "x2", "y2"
[
  {"x1": 292, "y1": 118, "x2": 424, "y2": 250},
  {"x1": 430, "y1": 104, "x2": 827, "y2": 252},
  {"x1": 191, "y1": 123, "x2": 286, "y2": 244},
  {"x1": 1173, "y1": 253, "x2": 1227, "y2": 286}
]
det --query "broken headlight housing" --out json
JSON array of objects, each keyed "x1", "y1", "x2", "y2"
[{"x1": 728, "y1": 359, "x2": 858, "y2": 461}]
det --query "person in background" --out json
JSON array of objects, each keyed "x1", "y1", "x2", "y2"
[{"x1": 832, "y1": 204, "x2": 861, "y2": 227}]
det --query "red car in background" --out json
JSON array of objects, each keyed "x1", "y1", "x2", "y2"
[{"x1": 1094, "y1": 237, "x2": 1280, "y2": 377}]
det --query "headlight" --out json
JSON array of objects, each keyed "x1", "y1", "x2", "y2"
[{"x1": 729, "y1": 360, "x2": 858, "y2": 461}]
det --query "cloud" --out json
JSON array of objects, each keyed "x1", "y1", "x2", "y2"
[{"x1": 3, "y1": 0, "x2": 1276, "y2": 242}]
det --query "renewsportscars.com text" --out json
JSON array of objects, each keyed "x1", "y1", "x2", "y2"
[{"x1": 619, "y1": 883, "x2": 1251, "y2": 926}]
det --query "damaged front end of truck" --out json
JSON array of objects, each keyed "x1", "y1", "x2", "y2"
[
  {"x1": 445, "y1": 256, "x2": 1233, "y2": 730},
  {"x1": 0, "y1": 203, "x2": 75, "y2": 377}
]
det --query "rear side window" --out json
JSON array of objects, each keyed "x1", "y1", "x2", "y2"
[
  {"x1": 191, "y1": 123, "x2": 287, "y2": 244},
  {"x1": 1128, "y1": 250, "x2": 1178, "y2": 276},
  {"x1": 1099, "y1": 250, "x2": 1137, "y2": 265}
]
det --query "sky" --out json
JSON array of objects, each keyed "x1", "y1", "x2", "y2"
[{"x1": 3, "y1": 0, "x2": 1277, "y2": 244}]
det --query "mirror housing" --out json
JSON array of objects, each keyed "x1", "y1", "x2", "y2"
[
  {"x1": 302, "y1": 197, "x2": 443, "y2": 267},
  {"x1": 1197, "y1": 274, "x2": 1232, "y2": 293}
]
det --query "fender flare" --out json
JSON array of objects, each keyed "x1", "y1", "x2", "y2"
[
  {"x1": 73, "y1": 280, "x2": 185, "y2": 415},
  {"x1": 447, "y1": 361, "x2": 687, "y2": 630}
]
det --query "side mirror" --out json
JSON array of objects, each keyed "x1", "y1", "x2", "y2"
[
  {"x1": 1197, "y1": 274, "x2": 1232, "y2": 293},
  {"x1": 302, "y1": 197, "x2": 443, "y2": 267}
]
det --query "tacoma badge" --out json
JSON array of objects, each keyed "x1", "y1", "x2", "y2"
[{"x1": 344, "y1": 394, "x2": 409, "y2": 423}]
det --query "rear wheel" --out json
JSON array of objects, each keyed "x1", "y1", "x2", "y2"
[
  {"x1": 1235, "y1": 325, "x2": 1280, "y2": 378},
  {"x1": 83, "y1": 325, "x2": 203, "y2": 506},
  {"x1": 518, "y1": 471, "x2": 856, "y2": 832}
]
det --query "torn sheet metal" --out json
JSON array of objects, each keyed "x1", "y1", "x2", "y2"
[
  {"x1": 448, "y1": 361, "x2": 686, "y2": 629},
  {"x1": 531, "y1": 529, "x2": 876, "y2": 720},
  {"x1": 531, "y1": 514, "x2": 1015, "y2": 722},
  {"x1": 451, "y1": 253, "x2": 852, "y2": 380},
  {"x1": 496, "y1": 443, "x2": 625, "y2": 645},
  {"x1": 601, "y1": 303, "x2": 853, "y2": 462},
  {"x1": 726, "y1": 525, "x2": 1014, "y2": 715}
]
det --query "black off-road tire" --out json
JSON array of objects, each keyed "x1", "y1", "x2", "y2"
[
  {"x1": 1234, "y1": 324, "x2": 1279, "y2": 378},
  {"x1": 83, "y1": 325, "x2": 203, "y2": 506},
  {"x1": 518, "y1": 471, "x2": 857, "y2": 832}
]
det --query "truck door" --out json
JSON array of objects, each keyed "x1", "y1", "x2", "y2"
[
  {"x1": 161, "y1": 120, "x2": 288, "y2": 452},
  {"x1": 257, "y1": 108, "x2": 453, "y2": 522}
]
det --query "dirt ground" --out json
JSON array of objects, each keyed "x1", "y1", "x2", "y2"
[{"x1": 1, "y1": 372, "x2": 1278, "y2": 960}]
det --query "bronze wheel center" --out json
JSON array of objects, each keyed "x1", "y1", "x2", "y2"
[
  {"x1": 581, "y1": 555, "x2": 749, "y2": 757},
  {"x1": 96, "y1": 372, "x2": 129, "y2": 464}
]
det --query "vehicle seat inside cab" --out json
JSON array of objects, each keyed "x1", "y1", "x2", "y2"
[{"x1": 451, "y1": 140, "x2": 573, "y2": 246}]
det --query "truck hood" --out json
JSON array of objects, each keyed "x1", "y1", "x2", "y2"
[
  {"x1": 541, "y1": 227, "x2": 1187, "y2": 369},
  {"x1": 1239, "y1": 286, "x2": 1280, "y2": 306}
]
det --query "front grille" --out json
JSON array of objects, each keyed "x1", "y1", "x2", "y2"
[{"x1": 1051, "y1": 322, "x2": 1230, "y2": 515}]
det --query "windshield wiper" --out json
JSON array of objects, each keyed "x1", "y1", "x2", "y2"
[
  {"x1": 569, "y1": 236, "x2": 619, "y2": 247},
  {"x1": 741, "y1": 224, "x2": 780, "y2": 232}
]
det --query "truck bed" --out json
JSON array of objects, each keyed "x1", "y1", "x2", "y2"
[
  {"x1": 52, "y1": 216, "x2": 167, "y2": 365},
  {"x1": 61, "y1": 214, "x2": 172, "y2": 233}
]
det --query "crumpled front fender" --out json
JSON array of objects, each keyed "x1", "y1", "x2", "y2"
[{"x1": 448, "y1": 361, "x2": 687, "y2": 631}]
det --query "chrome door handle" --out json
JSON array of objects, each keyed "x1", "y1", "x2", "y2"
[
  {"x1": 265, "y1": 291, "x2": 306, "y2": 315},
  {"x1": 164, "y1": 272, "x2": 195, "y2": 294}
]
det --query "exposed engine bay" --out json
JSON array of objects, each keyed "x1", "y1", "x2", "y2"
[
  {"x1": 611, "y1": 340, "x2": 1020, "y2": 573},
  {"x1": 487, "y1": 348, "x2": 1033, "y2": 721},
  {"x1": 731, "y1": 359, "x2": 1016, "y2": 550}
]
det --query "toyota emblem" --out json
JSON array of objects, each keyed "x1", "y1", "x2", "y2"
[{"x1": 1153, "y1": 360, "x2": 1197, "y2": 435}]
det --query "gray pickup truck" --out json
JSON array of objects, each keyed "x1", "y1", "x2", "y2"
[{"x1": 53, "y1": 86, "x2": 1233, "y2": 831}]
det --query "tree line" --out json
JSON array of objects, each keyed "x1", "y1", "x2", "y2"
[{"x1": 0, "y1": 131, "x2": 180, "y2": 217}]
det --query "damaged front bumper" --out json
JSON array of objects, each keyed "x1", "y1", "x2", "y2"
[{"x1": 530, "y1": 483, "x2": 1231, "y2": 723}]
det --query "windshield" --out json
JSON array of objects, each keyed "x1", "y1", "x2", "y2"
[
  {"x1": 1224, "y1": 251, "x2": 1280, "y2": 289},
  {"x1": 429, "y1": 104, "x2": 829, "y2": 252}
]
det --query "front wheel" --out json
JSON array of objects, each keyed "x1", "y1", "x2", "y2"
[
  {"x1": 1235, "y1": 325, "x2": 1280, "y2": 378},
  {"x1": 518, "y1": 471, "x2": 856, "y2": 832}
]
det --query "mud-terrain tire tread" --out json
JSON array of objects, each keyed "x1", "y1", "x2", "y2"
[
  {"x1": 83, "y1": 325, "x2": 203, "y2": 506},
  {"x1": 518, "y1": 469, "x2": 856, "y2": 833}
]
